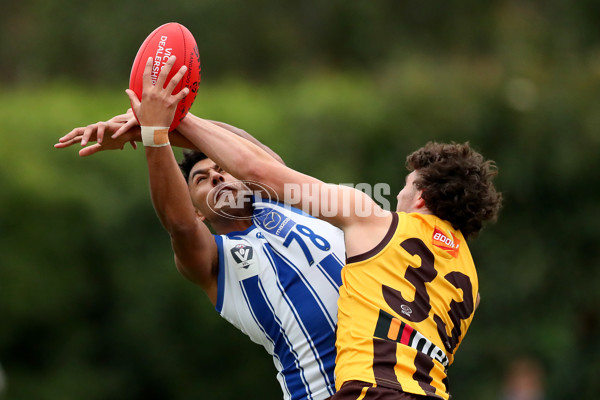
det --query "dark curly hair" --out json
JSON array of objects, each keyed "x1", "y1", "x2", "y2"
[
  {"x1": 178, "y1": 150, "x2": 208, "y2": 183},
  {"x1": 406, "y1": 142, "x2": 502, "y2": 239}
]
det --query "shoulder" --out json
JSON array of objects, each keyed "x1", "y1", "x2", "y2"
[{"x1": 344, "y1": 210, "x2": 396, "y2": 259}]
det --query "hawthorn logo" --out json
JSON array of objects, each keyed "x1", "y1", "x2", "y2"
[{"x1": 432, "y1": 227, "x2": 460, "y2": 258}]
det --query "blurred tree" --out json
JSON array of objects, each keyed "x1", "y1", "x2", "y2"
[
  {"x1": 1, "y1": 1, "x2": 599, "y2": 399},
  {"x1": 2, "y1": 0, "x2": 598, "y2": 85}
]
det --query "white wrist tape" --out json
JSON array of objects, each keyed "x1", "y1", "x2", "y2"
[{"x1": 141, "y1": 126, "x2": 170, "y2": 147}]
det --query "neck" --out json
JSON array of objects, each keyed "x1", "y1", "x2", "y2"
[
  {"x1": 413, "y1": 207, "x2": 432, "y2": 214},
  {"x1": 210, "y1": 217, "x2": 254, "y2": 235},
  {"x1": 397, "y1": 205, "x2": 433, "y2": 214}
]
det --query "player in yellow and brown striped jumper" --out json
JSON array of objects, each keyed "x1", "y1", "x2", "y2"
[
  {"x1": 331, "y1": 143, "x2": 502, "y2": 399},
  {"x1": 335, "y1": 211, "x2": 477, "y2": 399}
]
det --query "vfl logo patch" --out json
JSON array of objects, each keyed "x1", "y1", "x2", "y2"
[
  {"x1": 432, "y1": 227, "x2": 460, "y2": 258},
  {"x1": 231, "y1": 244, "x2": 254, "y2": 269}
]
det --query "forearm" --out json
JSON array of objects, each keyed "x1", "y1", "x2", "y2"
[
  {"x1": 111, "y1": 119, "x2": 277, "y2": 160},
  {"x1": 145, "y1": 146, "x2": 198, "y2": 233},
  {"x1": 177, "y1": 115, "x2": 275, "y2": 182},
  {"x1": 169, "y1": 130, "x2": 197, "y2": 150},
  {"x1": 124, "y1": 127, "x2": 198, "y2": 151},
  {"x1": 112, "y1": 125, "x2": 196, "y2": 150},
  {"x1": 144, "y1": 145, "x2": 218, "y2": 293},
  {"x1": 207, "y1": 119, "x2": 284, "y2": 165}
]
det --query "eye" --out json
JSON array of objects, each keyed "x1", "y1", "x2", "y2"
[{"x1": 194, "y1": 175, "x2": 206, "y2": 184}]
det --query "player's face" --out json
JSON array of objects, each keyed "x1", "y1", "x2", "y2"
[
  {"x1": 396, "y1": 171, "x2": 422, "y2": 213},
  {"x1": 187, "y1": 158, "x2": 253, "y2": 219}
]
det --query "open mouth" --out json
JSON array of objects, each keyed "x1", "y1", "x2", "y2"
[
  {"x1": 217, "y1": 188, "x2": 233, "y2": 201},
  {"x1": 214, "y1": 185, "x2": 234, "y2": 201},
  {"x1": 212, "y1": 182, "x2": 249, "y2": 205},
  {"x1": 219, "y1": 181, "x2": 239, "y2": 193}
]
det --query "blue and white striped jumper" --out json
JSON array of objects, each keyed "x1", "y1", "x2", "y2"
[{"x1": 214, "y1": 198, "x2": 345, "y2": 400}]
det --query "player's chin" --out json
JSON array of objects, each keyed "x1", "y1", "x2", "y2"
[
  {"x1": 213, "y1": 205, "x2": 253, "y2": 220},
  {"x1": 207, "y1": 188, "x2": 253, "y2": 218}
]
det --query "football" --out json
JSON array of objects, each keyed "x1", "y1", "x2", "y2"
[{"x1": 129, "y1": 22, "x2": 201, "y2": 131}]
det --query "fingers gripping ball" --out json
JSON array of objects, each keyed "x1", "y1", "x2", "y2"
[{"x1": 129, "y1": 22, "x2": 201, "y2": 131}]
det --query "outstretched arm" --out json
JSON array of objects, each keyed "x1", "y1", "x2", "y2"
[
  {"x1": 145, "y1": 129, "x2": 220, "y2": 303},
  {"x1": 56, "y1": 109, "x2": 285, "y2": 164},
  {"x1": 54, "y1": 109, "x2": 197, "y2": 157},
  {"x1": 56, "y1": 62, "x2": 221, "y2": 302},
  {"x1": 132, "y1": 57, "x2": 221, "y2": 303}
]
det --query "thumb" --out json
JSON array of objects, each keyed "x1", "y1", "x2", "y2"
[
  {"x1": 125, "y1": 89, "x2": 141, "y2": 113},
  {"x1": 113, "y1": 105, "x2": 140, "y2": 139},
  {"x1": 79, "y1": 144, "x2": 102, "y2": 157}
]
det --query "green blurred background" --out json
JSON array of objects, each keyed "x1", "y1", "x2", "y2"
[{"x1": 1, "y1": 1, "x2": 599, "y2": 399}]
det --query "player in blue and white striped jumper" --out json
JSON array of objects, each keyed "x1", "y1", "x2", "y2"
[
  {"x1": 178, "y1": 149, "x2": 345, "y2": 400},
  {"x1": 57, "y1": 113, "x2": 345, "y2": 400}
]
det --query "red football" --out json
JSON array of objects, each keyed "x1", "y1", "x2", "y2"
[{"x1": 129, "y1": 22, "x2": 201, "y2": 131}]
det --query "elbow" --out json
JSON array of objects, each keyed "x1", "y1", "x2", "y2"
[
  {"x1": 165, "y1": 219, "x2": 199, "y2": 240},
  {"x1": 272, "y1": 153, "x2": 285, "y2": 166}
]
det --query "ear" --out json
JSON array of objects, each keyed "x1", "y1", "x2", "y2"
[
  {"x1": 195, "y1": 208, "x2": 206, "y2": 222},
  {"x1": 414, "y1": 190, "x2": 427, "y2": 210}
]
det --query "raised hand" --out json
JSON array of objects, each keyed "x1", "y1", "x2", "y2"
[{"x1": 120, "y1": 55, "x2": 188, "y2": 137}]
